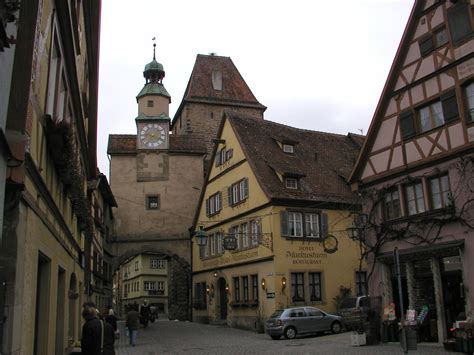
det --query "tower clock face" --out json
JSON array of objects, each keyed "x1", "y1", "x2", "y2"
[{"x1": 139, "y1": 123, "x2": 166, "y2": 148}]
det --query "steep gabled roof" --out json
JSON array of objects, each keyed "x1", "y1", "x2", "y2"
[
  {"x1": 227, "y1": 111, "x2": 363, "y2": 204},
  {"x1": 107, "y1": 134, "x2": 207, "y2": 155},
  {"x1": 348, "y1": 1, "x2": 421, "y2": 184},
  {"x1": 171, "y1": 54, "x2": 266, "y2": 128}
]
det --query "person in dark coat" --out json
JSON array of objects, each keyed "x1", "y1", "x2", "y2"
[
  {"x1": 105, "y1": 308, "x2": 118, "y2": 332},
  {"x1": 126, "y1": 306, "x2": 139, "y2": 346},
  {"x1": 81, "y1": 303, "x2": 115, "y2": 355}
]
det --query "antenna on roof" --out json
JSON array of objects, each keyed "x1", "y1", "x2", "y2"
[
  {"x1": 209, "y1": 52, "x2": 217, "y2": 56},
  {"x1": 358, "y1": 129, "x2": 363, "y2": 135}
]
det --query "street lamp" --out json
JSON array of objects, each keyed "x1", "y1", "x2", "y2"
[{"x1": 194, "y1": 226, "x2": 208, "y2": 247}]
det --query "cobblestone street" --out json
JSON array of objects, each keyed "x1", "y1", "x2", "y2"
[{"x1": 115, "y1": 319, "x2": 452, "y2": 354}]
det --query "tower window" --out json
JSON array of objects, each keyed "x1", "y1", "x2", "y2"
[
  {"x1": 283, "y1": 144, "x2": 294, "y2": 153},
  {"x1": 146, "y1": 195, "x2": 160, "y2": 210},
  {"x1": 147, "y1": 100, "x2": 154, "y2": 107},
  {"x1": 212, "y1": 70, "x2": 222, "y2": 91}
]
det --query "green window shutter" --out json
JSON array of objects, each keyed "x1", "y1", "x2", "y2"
[
  {"x1": 281, "y1": 211, "x2": 289, "y2": 236},
  {"x1": 399, "y1": 110, "x2": 416, "y2": 140},
  {"x1": 243, "y1": 178, "x2": 249, "y2": 199},
  {"x1": 419, "y1": 35, "x2": 434, "y2": 57},
  {"x1": 447, "y1": 3, "x2": 472, "y2": 45},
  {"x1": 441, "y1": 90, "x2": 459, "y2": 122},
  {"x1": 228, "y1": 186, "x2": 233, "y2": 206},
  {"x1": 320, "y1": 213, "x2": 328, "y2": 239}
]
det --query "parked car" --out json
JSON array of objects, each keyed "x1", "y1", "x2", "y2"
[
  {"x1": 338, "y1": 295, "x2": 371, "y2": 329},
  {"x1": 265, "y1": 306, "x2": 343, "y2": 340}
]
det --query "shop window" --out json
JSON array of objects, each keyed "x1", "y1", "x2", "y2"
[
  {"x1": 356, "y1": 271, "x2": 367, "y2": 296},
  {"x1": 405, "y1": 181, "x2": 426, "y2": 216},
  {"x1": 384, "y1": 188, "x2": 401, "y2": 220},
  {"x1": 309, "y1": 272, "x2": 322, "y2": 301},
  {"x1": 429, "y1": 174, "x2": 451, "y2": 210},
  {"x1": 291, "y1": 272, "x2": 305, "y2": 302}
]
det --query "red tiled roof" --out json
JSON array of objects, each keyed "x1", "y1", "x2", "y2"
[
  {"x1": 226, "y1": 111, "x2": 364, "y2": 205},
  {"x1": 107, "y1": 134, "x2": 207, "y2": 155}
]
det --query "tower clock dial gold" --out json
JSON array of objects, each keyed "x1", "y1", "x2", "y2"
[{"x1": 140, "y1": 123, "x2": 166, "y2": 148}]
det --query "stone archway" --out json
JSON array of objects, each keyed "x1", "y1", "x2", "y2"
[{"x1": 112, "y1": 245, "x2": 191, "y2": 321}]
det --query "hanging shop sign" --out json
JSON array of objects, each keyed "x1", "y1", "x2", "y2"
[
  {"x1": 223, "y1": 235, "x2": 237, "y2": 250},
  {"x1": 323, "y1": 235, "x2": 339, "y2": 254}
]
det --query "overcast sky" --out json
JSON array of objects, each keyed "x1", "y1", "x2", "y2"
[{"x1": 97, "y1": 0, "x2": 413, "y2": 178}]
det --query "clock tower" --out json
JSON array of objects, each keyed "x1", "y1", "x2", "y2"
[{"x1": 136, "y1": 43, "x2": 171, "y2": 150}]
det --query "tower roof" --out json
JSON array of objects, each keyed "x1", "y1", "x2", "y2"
[{"x1": 137, "y1": 42, "x2": 169, "y2": 101}]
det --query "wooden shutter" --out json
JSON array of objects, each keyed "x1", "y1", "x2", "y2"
[
  {"x1": 243, "y1": 178, "x2": 249, "y2": 199},
  {"x1": 441, "y1": 90, "x2": 459, "y2": 122},
  {"x1": 320, "y1": 213, "x2": 328, "y2": 239},
  {"x1": 205, "y1": 198, "x2": 210, "y2": 217},
  {"x1": 228, "y1": 186, "x2": 233, "y2": 206},
  {"x1": 419, "y1": 35, "x2": 434, "y2": 57},
  {"x1": 215, "y1": 152, "x2": 221, "y2": 167},
  {"x1": 447, "y1": 3, "x2": 471, "y2": 45},
  {"x1": 217, "y1": 192, "x2": 222, "y2": 211},
  {"x1": 399, "y1": 110, "x2": 416, "y2": 140},
  {"x1": 281, "y1": 211, "x2": 289, "y2": 236}
]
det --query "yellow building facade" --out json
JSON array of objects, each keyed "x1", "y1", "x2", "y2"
[
  {"x1": 192, "y1": 111, "x2": 368, "y2": 331},
  {"x1": 119, "y1": 253, "x2": 169, "y2": 315}
]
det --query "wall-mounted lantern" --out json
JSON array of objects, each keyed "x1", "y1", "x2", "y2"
[
  {"x1": 261, "y1": 278, "x2": 266, "y2": 291},
  {"x1": 281, "y1": 277, "x2": 287, "y2": 291},
  {"x1": 194, "y1": 226, "x2": 208, "y2": 247},
  {"x1": 225, "y1": 284, "x2": 230, "y2": 294}
]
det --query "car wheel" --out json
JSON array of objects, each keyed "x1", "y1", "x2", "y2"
[
  {"x1": 284, "y1": 326, "x2": 297, "y2": 339},
  {"x1": 331, "y1": 321, "x2": 342, "y2": 334},
  {"x1": 270, "y1": 335, "x2": 281, "y2": 340}
]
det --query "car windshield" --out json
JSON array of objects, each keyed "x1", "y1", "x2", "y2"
[
  {"x1": 269, "y1": 310, "x2": 284, "y2": 318},
  {"x1": 340, "y1": 298, "x2": 357, "y2": 308}
]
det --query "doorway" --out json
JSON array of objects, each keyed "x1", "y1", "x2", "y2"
[
  {"x1": 218, "y1": 278, "x2": 227, "y2": 320},
  {"x1": 441, "y1": 256, "x2": 465, "y2": 338}
]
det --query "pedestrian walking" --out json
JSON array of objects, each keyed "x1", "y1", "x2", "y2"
[
  {"x1": 126, "y1": 305, "x2": 139, "y2": 346},
  {"x1": 81, "y1": 302, "x2": 116, "y2": 355}
]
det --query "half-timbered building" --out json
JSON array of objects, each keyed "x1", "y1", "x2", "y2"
[{"x1": 349, "y1": 0, "x2": 473, "y2": 343}]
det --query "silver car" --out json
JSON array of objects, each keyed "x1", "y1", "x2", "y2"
[{"x1": 265, "y1": 306, "x2": 343, "y2": 340}]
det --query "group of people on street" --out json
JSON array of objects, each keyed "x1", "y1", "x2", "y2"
[
  {"x1": 81, "y1": 300, "x2": 155, "y2": 352},
  {"x1": 81, "y1": 302, "x2": 117, "y2": 355}
]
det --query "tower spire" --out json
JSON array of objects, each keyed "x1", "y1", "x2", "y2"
[{"x1": 152, "y1": 37, "x2": 156, "y2": 60}]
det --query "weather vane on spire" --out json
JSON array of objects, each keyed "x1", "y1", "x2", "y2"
[{"x1": 152, "y1": 37, "x2": 156, "y2": 60}]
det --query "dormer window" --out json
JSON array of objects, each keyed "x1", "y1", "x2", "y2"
[
  {"x1": 285, "y1": 178, "x2": 298, "y2": 189},
  {"x1": 283, "y1": 144, "x2": 294, "y2": 154},
  {"x1": 212, "y1": 70, "x2": 223, "y2": 91}
]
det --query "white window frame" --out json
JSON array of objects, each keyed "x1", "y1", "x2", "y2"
[
  {"x1": 241, "y1": 223, "x2": 249, "y2": 249},
  {"x1": 285, "y1": 178, "x2": 298, "y2": 189},
  {"x1": 250, "y1": 220, "x2": 260, "y2": 246},
  {"x1": 288, "y1": 212, "x2": 303, "y2": 237},
  {"x1": 305, "y1": 213, "x2": 320, "y2": 238},
  {"x1": 283, "y1": 144, "x2": 294, "y2": 153}
]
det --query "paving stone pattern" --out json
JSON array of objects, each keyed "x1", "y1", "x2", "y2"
[{"x1": 115, "y1": 319, "x2": 453, "y2": 354}]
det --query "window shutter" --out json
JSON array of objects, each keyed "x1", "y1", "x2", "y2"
[
  {"x1": 218, "y1": 192, "x2": 222, "y2": 211},
  {"x1": 441, "y1": 90, "x2": 459, "y2": 122},
  {"x1": 399, "y1": 110, "x2": 416, "y2": 140},
  {"x1": 215, "y1": 153, "x2": 221, "y2": 167},
  {"x1": 243, "y1": 178, "x2": 249, "y2": 198},
  {"x1": 419, "y1": 35, "x2": 434, "y2": 57},
  {"x1": 281, "y1": 211, "x2": 289, "y2": 236},
  {"x1": 228, "y1": 186, "x2": 233, "y2": 206},
  {"x1": 228, "y1": 148, "x2": 233, "y2": 159},
  {"x1": 447, "y1": 3, "x2": 472, "y2": 45},
  {"x1": 205, "y1": 198, "x2": 210, "y2": 216},
  {"x1": 320, "y1": 213, "x2": 328, "y2": 239}
]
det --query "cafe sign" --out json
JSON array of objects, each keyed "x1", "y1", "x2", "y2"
[{"x1": 223, "y1": 235, "x2": 237, "y2": 250}]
